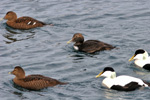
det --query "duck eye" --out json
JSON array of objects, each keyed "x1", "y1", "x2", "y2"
[
  {"x1": 14, "y1": 69, "x2": 17, "y2": 71},
  {"x1": 75, "y1": 35, "x2": 78, "y2": 38}
]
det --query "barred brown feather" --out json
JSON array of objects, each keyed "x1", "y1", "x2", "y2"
[
  {"x1": 4, "y1": 11, "x2": 47, "y2": 29},
  {"x1": 10, "y1": 66, "x2": 67, "y2": 90}
]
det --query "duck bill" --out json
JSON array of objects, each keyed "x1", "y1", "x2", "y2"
[
  {"x1": 96, "y1": 71, "x2": 104, "y2": 78},
  {"x1": 0, "y1": 18, "x2": 3, "y2": 21},
  {"x1": 67, "y1": 39, "x2": 72, "y2": 44},
  {"x1": 129, "y1": 55, "x2": 135, "y2": 61},
  {"x1": 8, "y1": 72, "x2": 12, "y2": 74}
]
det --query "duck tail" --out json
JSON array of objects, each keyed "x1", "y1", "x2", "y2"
[
  {"x1": 49, "y1": 24, "x2": 53, "y2": 26},
  {"x1": 59, "y1": 82, "x2": 68, "y2": 85},
  {"x1": 45, "y1": 23, "x2": 53, "y2": 26},
  {"x1": 40, "y1": 21, "x2": 53, "y2": 26},
  {"x1": 143, "y1": 81, "x2": 150, "y2": 87}
]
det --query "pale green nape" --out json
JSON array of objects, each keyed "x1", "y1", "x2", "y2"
[
  {"x1": 143, "y1": 51, "x2": 148, "y2": 60},
  {"x1": 110, "y1": 72, "x2": 116, "y2": 79}
]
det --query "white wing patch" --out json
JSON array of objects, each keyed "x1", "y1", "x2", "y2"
[
  {"x1": 33, "y1": 22, "x2": 36, "y2": 25},
  {"x1": 27, "y1": 21, "x2": 31, "y2": 25},
  {"x1": 27, "y1": 21, "x2": 36, "y2": 25}
]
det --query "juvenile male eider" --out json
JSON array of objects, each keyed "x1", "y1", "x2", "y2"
[
  {"x1": 3, "y1": 11, "x2": 52, "y2": 29},
  {"x1": 9, "y1": 66, "x2": 67, "y2": 90},
  {"x1": 67, "y1": 33, "x2": 115, "y2": 53},
  {"x1": 96, "y1": 67, "x2": 150, "y2": 91},
  {"x1": 129, "y1": 49, "x2": 150, "y2": 71}
]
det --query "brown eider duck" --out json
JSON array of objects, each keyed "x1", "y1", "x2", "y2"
[
  {"x1": 67, "y1": 33, "x2": 115, "y2": 53},
  {"x1": 9, "y1": 66, "x2": 67, "y2": 90},
  {"x1": 3, "y1": 11, "x2": 51, "y2": 29}
]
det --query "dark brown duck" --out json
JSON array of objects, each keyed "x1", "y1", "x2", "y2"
[
  {"x1": 9, "y1": 66, "x2": 67, "y2": 90},
  {"x1": 3, "y1": 11, "x2": 51, "y2": 29},
  {"x1": 67, "y1": 33, "x2": 115, "y2": 53}
]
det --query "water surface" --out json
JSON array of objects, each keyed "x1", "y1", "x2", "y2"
[{"x1": 1, "y1": 0, "x2": 150, "y2": 100}]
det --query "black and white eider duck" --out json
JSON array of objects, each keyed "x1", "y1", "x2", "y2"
[
  {"x1": 9, "y1": 66, "x2": 67, "y2": 90},
  {"x1": 67, "y1": 33, "x2": 115, "y2": 53},
  {"x1": 96, "y1": 67, "x2": 150, "y2": 91},
  {"x1": 2, "y1": 11, "x2": 52, "y2": 29},
  {"x1": 129, "y1": 49, "x2": 150, "y2": 71}
]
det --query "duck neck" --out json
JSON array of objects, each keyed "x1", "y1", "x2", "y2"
[
  {"x1": 143, "y1": 52, "x2": 149, "y2": 60},
  {"x1": 110, "y1": 72, "x2": 116, "y2": 79},
  {"x1": 16, "y1": 72, "x2": 25, "y2": 80},
  {"x1": 74, "y1": 42, "x2": 82, "y2": 46},
  {"x1": 74, "y1": 36, "x2": 84, "y2": 44},
  {"x1": 9, "y1": 14, "x2": 17, "y2": 22},
  {"x1": 10, "y1": 16, "x2": 17, "y2": 22}
]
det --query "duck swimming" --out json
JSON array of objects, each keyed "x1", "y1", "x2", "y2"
[
  {"x1": 96, "y1": 67, "x2": 150, "y2": 91},
  {"x1": 67, "y1": 33, "x2": 115, "y2": 53},
  {"x1": 3, "y1": 11, "x2": 51, "y2": 29},
  {"x1": 129, "y1": 49, "x2": 150, "y2": 71},
  {"x1": 9, "y1": 66, "x2": 67, "y2": 90}
]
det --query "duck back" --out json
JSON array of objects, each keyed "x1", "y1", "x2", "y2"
[
  {"x1": 79, "y1": 40, "x2": 115, "y2": 53},
  {"x1": 13, "y1": 74, "x2": 67, "y2": 90},
  {"x1": 7, "y1": 16, "x2": 46, "y2": 29}
]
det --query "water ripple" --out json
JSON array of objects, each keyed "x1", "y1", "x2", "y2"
[{"x1": 1, "y1": 0, "x2": 150, "y2": 100}]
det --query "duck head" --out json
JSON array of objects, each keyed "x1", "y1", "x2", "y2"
[
  {"x1": 129, "y1": 49, "x2": 149, "y2": 61},
  {"x1": 9, "y1": 66, "x2": 25, "y2": 79},
  {"x1": 4, "y1": 11, "x2": 17, "y2": 21},
  {"x1": 67, "y1": 33, "x2": 84, "y2": 44},
  {"x1": 96, "y1": 67, "x2": 116, "y2": 79}
]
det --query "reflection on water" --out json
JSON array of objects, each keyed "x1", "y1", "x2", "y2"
[
  {"x1": 103, "y1": 89, "x2": 130, "y2": 100},
  {"x1": 103, "y1": 88, "x2": 142, "y2": 100},
  {"x1": 103, "y1": 89, "x2": 119, "y2": 100},
  {"x1": 70, "y1": 54, "x2": 85, "y2": 60},
  {"x1": 129, "y1": 63, "x2": 150, "y2": 76},
  {"x1": 1, "y1": 0, "x2": 150, "y2": 100},
  {"x1": 133, "y1": 67, "x2": 150, "y2": 76},
  {"x1": 12, "y1": 91, "x2": 28, "y2": 99},
  {"x1": 69, "y1": 51, "x2": 99, "y2": 59},
  {"x1": 3, "y1": 27, "x2": 35, "y2": 44}
]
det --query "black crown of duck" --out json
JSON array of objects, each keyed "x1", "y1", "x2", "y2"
[
  {"x1": 4, "y1": 11, "x2": 47, "y2": 29},
  {"x1": 9, "y1": 66, "x2": 67, "y2": 90},
  {"x1": 67, "y1": 33, "x2": 115, "y2": 53}
]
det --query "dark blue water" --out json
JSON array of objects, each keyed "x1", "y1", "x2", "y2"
[{"x1": 1, "y1": 0, "x2": 150, "y2": 100}]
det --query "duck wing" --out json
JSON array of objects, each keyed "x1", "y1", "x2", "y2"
[
  {"x1": 143, "y1": 64, "x2": 150, "y2": 70},
  {"x1": 24, "y1": 74, "x2": 65, "y2": 85},
  {"x1": 80, "y1": 40, "x2": 114, "y2": 53},
  {"x1": 111, "y1": 82, "x2": 141, "y2": 91},
  {"x1": 16, "y1": 16, "x2": 46, "y2": 25},
  {"x1": 18, "y1": 74, "x2": 66, "y2": 90}
]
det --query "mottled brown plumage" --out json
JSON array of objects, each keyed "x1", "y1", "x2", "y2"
[
  {"x1": 4, "y1": 11, "x2": 47, "y2": 29},
  {"x1": 9, "y1": 66, "x2": 67, "y2": 90},
  {"x1": 67, "y1": 33, "x2": 115, "y2": 53}
]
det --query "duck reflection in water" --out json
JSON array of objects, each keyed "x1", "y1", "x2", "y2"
[{"x1": 3, "y1": 27, "x2": 35, "y2": 44}]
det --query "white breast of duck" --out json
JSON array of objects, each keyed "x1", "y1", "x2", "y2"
[
  {"x1": 134, "y1": 52, "x2": 150, "y2": 68},
  {"x1": 135, "y1": 58, "x2": 150, "y2": 68},
  {"x1": 73, "y1": 46, "x2": 79, "y2": 51}
]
